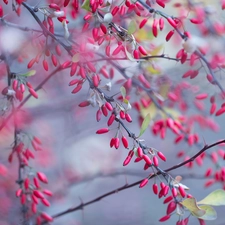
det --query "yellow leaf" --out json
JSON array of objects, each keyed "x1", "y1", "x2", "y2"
[
  {"x1": 198, "y1": 205, "x2": 217, "y2": 220},
  {"x1": 140, "y1": 103, "x2": 158, "y2": 120},
  {"x1": 180, "y1": 198, "x2": 206, "y2": 217},
  {"x1": 159, "y1": 83, "x2": 170, "y2": 98},
  {"x1": 160, "y1": 107, "x2": 180, "y2": 119},
  {"x1": 197, "y1": 189, "x2": 225, "y2": 206},
  {"x1": 146, "y1": 65, "x2": 161, "y2": 75}
]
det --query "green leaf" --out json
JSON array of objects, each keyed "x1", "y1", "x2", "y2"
[
  {"x1": 127, "y1": 20, "x2": 136, "y2": 34},
  {"x1": 21, "y1": 70, "x2": 36, "y2": 77},
  {"x1": 180, "y1": 198, "x2": 206, "y2": 217},
  {"x1": 138, "y1": 113, "x2": 151, "y2": 137},
  {"x1": 197, "y1": 189, "x2": 225, "y2": 206},
  {"x1": 120, "y1": 86, "x2": 126, "y2": 98},
  {"x1": 72, "y1": 53, "x2": 80, "y2": 63},
  {"x1": 198, "y1": 205, "x2": 217, "y2": 220},
  {"x1": 81, "y1": 0, "x2": 90, "y2": 11}
]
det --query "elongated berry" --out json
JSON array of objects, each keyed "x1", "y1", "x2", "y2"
[
  {"x1": 16, "y1": 189, "x2": 22, "y2": 197},
  {"x1": 166, "y1": 30, "x2": 174, "y2": 41},
  {"x1": 125, "y1": 113, "x2": 132, "y2": 122},
  {"x1": 49, "y1": 3, "x2": 60, "y2": 10},
  {"x1": 138, "y1": 46, "x2": 147, "y2": 55},
  {"x1": 143, "y1": 154, "x2": 152, "y2": 165},
  {"x1": 105, "y1": 102, "x2": 113, "y2": 111},
  {"x1": 163, "y1": 195, "x2": 173, "y2": 204},
  {"x1": 43, "y1": 60, "x2": 48, "y2": 71},
  {"x1": 152, "y1": 183, "x2": 158, "y2": 194},
  {"x1": 139, "y1": 18, "x2": 148, "y2": 29},
  {"x1": 152, "y1": 19, "x2": 158, "y2": 37},
  {"x1": 32, "y1": 202, "x2": 37, "y2": 214},
  {"x1": 210, "y1": 103, "x2": 216, "y2": 115},
  {"x1": 29, "y1": 88, "x2": 38, "y2": 99},
  {"x1": 41, "y1": 212, "x2": 53, "y2": 222},
  {"x1": 134, "y1": 157, "x2": 142, "y2": 162},
  {"x1": 33, "y1": 190, "x2": 44, "y2": 199},
  {"x1": 43, "y1": 189, "x2": 53, "y2": 196},
  {"x1": 166, "y1": 201, "x2": 176, "y2": 214},
  {"x1": 79, "y1": 101, "x2": 90, "y2": 107},
  {"x1": 156, "y1": 0, "x2": 165, "y2": 8},
  {"x1": 112, "y1": 6, "x2": 119, "y2": 16},
  {"x1": 153, "y1": 156, "x2": 159, "y2": 167},
  {"x1": 42, "y1": 198, "x2": 50, "y2": 207},
  {"x1": 163, "y1": 185, "x2": 169, "y2": 197},
  {"x1": 139, "y1": 178, "x2": 148, "y2": 188},
  {"x1": 167, "y1": 17, "x2": 177, "y2": 28},
  {"x1": 114, "y1": 137, "x2": 120, "y2": 149},
  {"x1": 27, "y1": 58, "x2": 36, "y2": 69},
  {"x1": 205, "y1": 168, "x2": 212, "y2": 177},
  {"x1": 72, "y1": 84, "x2": 82, "y2": 94},
  {"x1": 96, "y1": 128, "x2": 109, "y2": 134},
  {"x1": 92, "y1": 75, "x2": 99, "y2": 87},
  {"x1": 195, "y1": 93, "x2": 208, "y2": 100},
  {"x1": 190, "y1": 18, "x2": 203, "y2": 24},
  {"x1": 96, "y1": 109, "x2": 102, "y2": 122},
  {"x1": 21, "y1": 194, "x2": 26, "y2": 204},
  {"x1": 101, "y1": 104, "x2": 108, "y2": 117},
  {"x1": 33, "y1": 177, "x2": 40, "y2": 188},
  {"x1": 122, "y1": 136, "x2": 128, "y2": 148},
  {"x1": 133, "y1": 49, "x2": 139, "y2": 59},
  {"x1": 178, "y1": 185, "x2": 186, "y2": 198},
  {"x1": 13, "y1": 80, "x2": 18, "y2": 91},
  {"x1": 120, "y1": 110, "x2": 125, "y2": 119},
  {"x1": 107, "y1": 114, "x2": 115, "y2": 126},
  {"x1": 51, "y1": 54, "x2": 58, "y2": 67},
  {"x1": 37, "y1": 172, "x2": 48, "y2": 184},
  {"x1": 137, "y1": 147, "x2": 143, "y2": 158},
  {"x1": 157, "y1": 152, "x2": 166, "y2": 161},
  {"x1": 159, "y1": 17, "x2": 164, "y2": 30},
  {"x1": 100, "y1": 23, "x2": 107, "y2": 34},
  {"x1": 215, "y1": 107, "x2": 225, "y2": 116},
  {"x1": 172, "y1": 187, "x2": 177, "y2": 197},
  {"x1": 159, "y1": 214, "x2": 171, "y2": 222},
  {"x1": 24, "y1": 178, "x2": 29, "y2": 189},
  {"x1": 110, "y1": 138, "x2": 115, "y2": 148},
  {"x1": 64, "y1": 0, "x2": 70, "y2": 7},
  {"x1": 123, "y1": 156, "x2": 131, "y2": 166}
]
